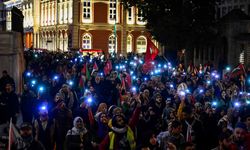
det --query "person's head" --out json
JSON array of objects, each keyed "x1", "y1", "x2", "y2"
[
  {"x1": 23, "y1": 84, "x2": 29, "y2": 91},
  {"x1": 155, "y1": 93, "x2": 162, "y2": 104},
  {"x1": 112, "y1": 114, "x2": 126, "y2": 129},
  {"x1": 56, "y1": 99, "x2": 65, "y2": 109},
  {"x1": 2, "y1": 70, "x2": 7, "y2": 77},
  {"x1": 218, "y1": 130, "x2": 232, "y2": 149},
  {"x1": 170, "y1": 120, "x2": 182, "y2": 135},
  {"x1": 95, "y1": 76, "x2": 101, "y2": 84},
  {"x1": 39, "y1": 109, "x2": 48, "y2": 121},
  {"x1": 5, "y1": 83, "x2": 13, "y2": 93},
  {"x1": 20, "y1": 122, "x2": 33, "y2": 141},
  {"x1": 234, "y1": 122, "x2": 247, "y2": 142},
  {"x1": 143, "y1": 89, "x2": 150, "y2": 97},
  {"x1": 182, "y1": 106, "x2": 193, "y2": 120},
  {"x1": 181, "y1": 142, "x2": 195, "y2": 150},
  {"x1": 112, "y1": 107, "x2": 122, "y2": 116},
  {"x1": 73, "y1": 117, "x2": 84, "y2": 129},
  {"x1": 221, "y1": 90, "x2": 226, "y2": 99},
  {"x1": 97, "y1": 103, "x2": 107, "y2": 113},
  {"x1": 62, "y1": 84, "x2": 69, "y2": 93},
  {"x1": 99, "y1": 113, "x2": 108, "y2": 124}
]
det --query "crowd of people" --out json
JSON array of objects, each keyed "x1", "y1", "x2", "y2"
[{"x1": 0, "y1": 50, "x2": 250, "y2": 150}]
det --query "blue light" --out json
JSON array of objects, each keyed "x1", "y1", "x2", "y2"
[
  {"x1": 164, "y1": 65, "x2": 167, "y2": 68},
  {"x1": 239, "y1": 92, "x2": 243, "y2": 95},
  {"x1": 186, "y1": 89, "x2": 190, "y2": 93},
  {"x1": 199, "y1": 70, "x2": 203, "y2": 74},
  {"x1": 226, "y1": 67, "x2": 231, "y2": 71},
  {"x1": 54, "y1": 75, "x2": 59, "y2": 80},
  {"x1": 116, "y1": 66, "x2": 119, "y2": 70},
  {"x1": 170, "y1": 84, "x2": 174, "y2": 88},
  {"x1": 168, "y1": 62, "x2": 171, "y2": 66},
  {"x1": 31, "y1": 80, "x2": 36, "y2": 85},
  {"x1": 26, "y1": 72, "x2": 31, "y2": 77},
  {"x1": 215, "y1": 75, "x2": 219, "y2": 79},
  {"x1": 133, "y1": 63, "x2": 137, "y2": 66},
  {"x1": 130, "y1": 71, "x2": 134, "y2": 75},
  {"x1": 199, "y1": 89, "x2": 204, "y2": 93},
  {"x1": 134, "y1": 56, "x2": 137, "y2": 60},
  {"x1": 100, "y1": 73, "x2": 103, "y2": 76},
  {"x1": 151, "y1": 72, "x2": 154, "y2": 75},
  {"x1": 212, "y1": 101, "x2": 217, "y2": 106},
  {"x1": 179, "y1": 91, "x2": 186, "y2": 96},
  {"x1": 34, "y1": 54, "x2": 38, "y2": 58},
  {"x1": 247, "y1": 100, "x2": 250, "y2": 104},
  {"x1": 69, "y1": 81, "x2": 73, "y2": 86},
  {"x1": 132, "y1": 87, "x2": 136, "y2": 92},
  {"x1": 87, "y1": 97, "x2": 92, "y2": 103},
  {"x1": 144, "y1": 77, "x2": 147, "y2": 81},
  {"x1": 158, "y1": 64, "x2": 161, "y2": 68},
  {"x1": 207, "y1": 80, "x2": 211, "y2": 84},
  {"x1": 139, "y1": 60, "x2": 143, "y2": 64},
  {"x1": 132, "y1": 76, "x2": 136, "y2": 80},
  {"x1": 56, "y1": 59, "x2": 59, "y2": 62},
  {"x1": 38, "y1": 86, "x2": 44, "y2": 92},
  {"x1": 74, "y1": 58, "x2": 77, "y2": 62},
  {"x1": 40, "y1": 106, "x2": 47, "y2": 110},
  {"x1": 234, "y1": 102, "x2": 240, "y2": 107}
]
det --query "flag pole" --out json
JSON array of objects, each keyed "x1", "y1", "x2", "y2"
[{"x1": 8, "y1": 118, "x2": 12, "y2": 150}]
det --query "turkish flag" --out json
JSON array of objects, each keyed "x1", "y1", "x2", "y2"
[
  {"x1": 145, "y1": 38, "x2": 159, "y2": 63},
  {"x1": 230, "y1": 63, "x2": 246, "y2": 79}
]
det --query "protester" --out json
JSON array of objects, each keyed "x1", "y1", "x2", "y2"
[
  {"x1": 65, "y1": 117, "x2": 93, "y2": 150},
  {"x1": 2, "y1": 50, "x2": 250, "y2": 150},
  {"x1": 11, "y1": 122, "x2": 45, "y2": 150}
]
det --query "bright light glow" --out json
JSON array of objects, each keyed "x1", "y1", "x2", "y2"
[
  {"x1": 54, "y1": 76, "x2": 59, "y2": 80},
  {"x1": 39, "y1": 86, "x2": 44, "y2": 92},
  {"x1": 26, "y1": 72, "x2": 31, "y2": 77},
  {"x1": 170, "y1": 84, "x2": 174, "y2": 88},
  {"x1": 179, "y1": 91, "x2": 186, "y2": 96},
  {"x1": 212, "y1": 101, "x2": 217, "y2": 106},
  {"x1": 226, "y1": 67, "x2": 231, "y2": 71},
  {"x1": 69, "y1": 81, "x2": 73, "y2": 86},
  {"x1": 31, "y1": 80, "x2": 36, "y2": 85},
  {"x1": 199, "y1": 89, "x2": 204, "y2": 93},
  {"x1": 87, "y1": 97, "x2": 92, "y2": 103},
  {"x1": 132, "y1": 87, "x2": 136, "y2": 91},
  {"x1": 234, "y1": 102, "x2": 240, "y2": 107}
]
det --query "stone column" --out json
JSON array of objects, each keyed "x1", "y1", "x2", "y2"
[{"x1": 121, "y1": 4, "x2": 127, "y2": 56}]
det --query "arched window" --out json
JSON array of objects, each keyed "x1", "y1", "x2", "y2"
[
  {"x1": 108, "y1": 34, "x2": 117, "y2": 53},
  {"x1": 136, "y1": 36, "x2": 147, "y2": 53},
  {"x1": 127, "y1": 35, "x2": 132, "y2": 53},
  {"x1": 82, "y1": 33, "x2": 92, "y2": 49}
]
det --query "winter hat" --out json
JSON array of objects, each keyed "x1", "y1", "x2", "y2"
[{"x1": 73, "y1": 117, "x2": 84, "y2": 127}]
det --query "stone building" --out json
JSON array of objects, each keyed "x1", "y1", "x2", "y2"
[{"x1": 3, "y1": 0, "x2": 161, "y2": 55}]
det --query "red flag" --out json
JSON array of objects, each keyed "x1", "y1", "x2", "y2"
[
  {"x1": 8, "y1": 119, "x2": 21, "y2": 150},
  {"x1": 93, "y1": 62, "x2": 98, "y2": 71},
  {"x1": 145, "y1": 38, "x2": 159, "y2": 63},
  {"x1": 230, "y1": 63, "x2": 246, "y2": 79},
  {"x1": 125, "y1": 72, "x2": 132, "y2": 88},
  {"x1": 142, "y1": 61, "x2": 155, "y2": 74},
  {"x1": 81, "y1": 63, "x2": 87, "y2": 74},
  {"x1": 104, "y1": 60, "x2": 112, "y2": 75}
]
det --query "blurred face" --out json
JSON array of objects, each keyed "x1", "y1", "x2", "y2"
[
  {"x1": 62, "y1": 86, "x2": 68, "y2": 92},
  {"x1": 182, "y1": 112, "x2": 192, "y2": 120},
  {"x1": 172, "y1": 125, "x2": 182, "y2": 135},
  {"x1": 23, "y1": 84, "x2": 28, "y2": 91},
  {"x1": 20, "y1": 128, "x2": 32, "y2": 138},
  {"x1": 100, "y1": 114, "x2": 108, "y2": 124},
  {"x1": 99, "y1": 103, "x2": 107, "y2": 113},
  {"x1": 143, "y1": 90, "x2": 150, "y2": 97},
  {"x1": 5, "y1": 84, "x2": 12, "y2": 93},
  {"x1": 234, "y1": 128, "x2": 246, "y2": 142},
  {"x1": 185, "y1": 146, "x2": 195, "y2": 150},
  {"x1": 116, "y1": 116, "x2": 125, "y2": 127},
  {"x1": 76, "y1": 118, "x2": 84, "y2": 129},
  {"x1": 155, "y1": 96, "x2": 162, "y2": 103},
  {"x1": 220, "y1": 137, "x2": 232, "y2": 149}
]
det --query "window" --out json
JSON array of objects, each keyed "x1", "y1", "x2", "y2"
[
  {"x1": 137, "y1": 9, "x2": 145, "y2": 25},
  {"x1": 82, "y1": 0, "x2": 92, "y2": 23},
  {"x1": 127, "y1": 35, "x2": 132, "y2": 53},
  {"x1": 127, "y1": 7, "x2": 134, "y2": 24},
  {"x1": 239, "y1": 50, "x2": 244, "y2": 64},
  {"x1": 82, "y1": 33, "x2": 92, "y2": 49},
  {"x1": 108, "y1": 34, "x2": 117, "y2": 53},
  {"x1": 136, "y1": 36, "x2": 147, "y2": 53},
  {"x1": 109, "y1": 0, "x2": 117, "y2": 24}
]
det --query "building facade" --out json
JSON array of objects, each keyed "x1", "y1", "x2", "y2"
[
  {"x1": 3, "y1": 0, "x2": 158, "y2": 55},
  {"x1": 217, "y1": 0, "x2": 250, "y2": 18}
]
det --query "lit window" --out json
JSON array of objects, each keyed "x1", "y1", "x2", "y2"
[
  {"x1": 137, "y1": 9, "x2": 145, "y2": 25},
  {"x1": 127, "y1": 7, "x2": 134, "y2": 24},
  {"x1": 136, "y1": 36, "x2": 147, "y2": 53},
  {"x1": 108, "y1": 34, "x2": 117, "y2": 53},
  {"x1": 109, "y1": 0, "x2": 118, "y2": 24},
  {"x1": 239, "y1": 51, "x2": 244, "y2": 64},
  {"x1": 127, "y1": 35, "x2": 132, "y2": 53},
  {"x1": 82, "y1": 33, "x2": 92, "y2": 49},
  {"x1": 82, "y1": 0, "x2": 92, "y2": 23}
]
